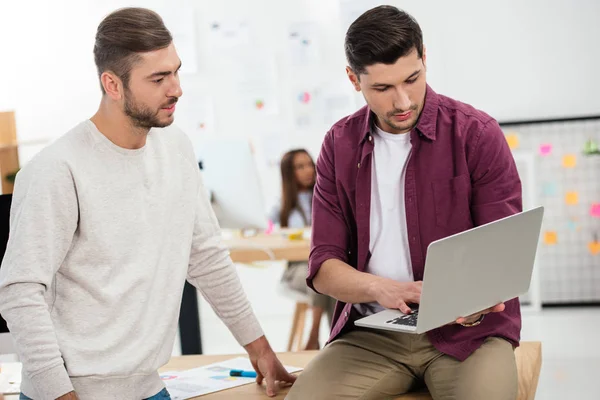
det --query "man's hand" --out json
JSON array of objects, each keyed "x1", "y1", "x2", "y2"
[
  {"x1": 244, "y1": 336, "x2": 297, "y2": 397},
  {"x1": 56, "y1": 391, "x2": 79, "y2": 400},
  {"x1": 368, "y1": 277, "x2": 422, "y2": 314},
  {"x1": 455, "y1": 302, "x2": 505, "y2": 325}
]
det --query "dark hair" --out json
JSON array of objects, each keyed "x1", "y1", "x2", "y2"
[
  {"x1": 345, "y1": 6, "x2": 423, "y2": 76},
  {"x1": 279, "y1": 149, "x2": 315, "y2": 228},
  {"x1": 94, "y1": 8, "x2": 173, "y2": 94}
]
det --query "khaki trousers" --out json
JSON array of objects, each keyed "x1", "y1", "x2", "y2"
[{"x1": 287, "y1": 328, "x2": 517, "y2": 400}]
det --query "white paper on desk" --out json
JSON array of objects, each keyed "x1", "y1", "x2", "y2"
[
  {"x1": 0, "y1": 362, "x2": 22, "y2": 395},
  {"x1": 160, "y1": 357, "x2": 302, "y2": 400}
]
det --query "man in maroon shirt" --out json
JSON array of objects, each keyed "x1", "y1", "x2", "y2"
[{"x1": 287, "y1": 5, "x2": 522, "y2": 400}]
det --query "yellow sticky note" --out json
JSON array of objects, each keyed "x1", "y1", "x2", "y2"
[
  {"x1": 505, "y1": 134, "x2": 519, "y2": 150},
  {"x1": 565, "y1": 192, "x2": 579, "y2": 205},
  {"x1": 544, "y1": 231, "x2": 558, "y2": 245},
  {"x1": 589, "y1": 241, "x2": 600, "y2": 255},
  {"x1": 562, "y1": 154, "x2": 577, "y2": 168}
]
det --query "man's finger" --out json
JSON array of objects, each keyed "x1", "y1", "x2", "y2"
[
  {"x1": 409, "y1": 291, "x2": 421, "y2": 303},
  {"x1": 251, "y1": 360, "x2": 264, "y2": 385},
  {"x1": 456, "y1": 313, "x2": 480, "y2": 324},
  {"x1": 480, "y1": 303, "x2": 504, "y2": 315},
  {"x1": 265, "y1": 372, "x2": 277, "y2": 397},
  {"x1": 281, "y1": 370, "x2": 297, "y2": 384},
  {"x1": 491, "y1": 303, "x2": 505, "y2": 313},
  {"x1": 396, "y1": 300, "x2": 411, "y2": 314}
]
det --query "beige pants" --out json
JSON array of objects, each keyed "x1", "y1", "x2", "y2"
[{"x1": 287, "y1": 328, "x2": 517, "y2": 400}]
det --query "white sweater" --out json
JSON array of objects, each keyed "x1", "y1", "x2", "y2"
[{"x1": 0, "y1": 120, "x2": 263, "y2": 400}]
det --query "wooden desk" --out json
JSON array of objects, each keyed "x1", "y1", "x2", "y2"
[
  {"x1": 223, "y1": 234, "x2": 310, "y2": 263},
  {"x1": 161, "y1": 352, "x2": 312, "y2": 399},
  {"x1": 163, "y1": 342, "x2": 542, "y2": 399}
]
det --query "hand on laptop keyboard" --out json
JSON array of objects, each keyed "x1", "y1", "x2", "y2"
[{"x1": 368, "y1": 278, "x2": 422, "y2": 314}]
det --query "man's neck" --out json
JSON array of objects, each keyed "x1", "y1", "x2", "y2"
[{"x1": 90, "y1": 102, "x2": 149, "y2": 150}]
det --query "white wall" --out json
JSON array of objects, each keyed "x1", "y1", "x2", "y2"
[{"x1": 1, "y1": 0, "x2": 599, "y2": 202}]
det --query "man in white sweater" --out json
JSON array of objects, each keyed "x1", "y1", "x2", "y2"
[{"x1": 0, "y1": 8, "x2": 295, "y2": 400}]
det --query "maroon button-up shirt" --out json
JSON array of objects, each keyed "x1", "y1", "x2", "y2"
[{"x1": 308, "y1": 85, "x2": 522, "y2": 361}]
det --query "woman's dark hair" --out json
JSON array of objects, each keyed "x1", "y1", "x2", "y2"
[{"x1": 279, "y1": 149, "x2": 315, "y2": 227}]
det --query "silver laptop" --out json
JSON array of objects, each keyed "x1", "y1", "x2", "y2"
[{"x1": 355, "y1": 206, "x2": 544, "y2": 334}]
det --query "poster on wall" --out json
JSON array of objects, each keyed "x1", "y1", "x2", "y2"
[
  {"x1": 287, "y1": 22, "x2": 320, "y2": 67},
  {"x1": 338, "y1": 0, "x2": 386, "y2": 34},
  {"x1": 233, "y1": 57, "x2": 280, "y2": 116},
  {"x1": 207, "y1": 19, "x2": 251, "y2": 54},
  {"x1": 291, "y1": 81, "x2": 356, "y2": 130},
  {"x1": 174, "y1": 77, "x2": 216, "y2": 157},
  {"x1": 156, "y1": 6, "x2": 198, "y2": 74}
]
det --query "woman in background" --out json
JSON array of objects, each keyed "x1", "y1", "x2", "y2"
[{"x1": 270, "y1": 149, "x2": 335, "y2": 350}]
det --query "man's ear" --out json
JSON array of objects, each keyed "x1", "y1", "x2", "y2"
[
  {"x1": 100, "y1": 71, "x2": 124, "y2": 100},
  {"x1": 346, "y1": 67, "x2": 361, "y2": 92}
]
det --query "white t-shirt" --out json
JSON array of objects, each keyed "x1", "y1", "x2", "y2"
[{"x1": 357, "y1": 124, "x2": 414, "y2": 315}]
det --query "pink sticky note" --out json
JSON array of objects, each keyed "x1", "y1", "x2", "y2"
[
  {"x1": 265, "y1": 219, "x2": 274, "y2": 234},
  {"x1": 539, "y1": 144, "x2": 552, "y2": 156},
  {"x1": 591, "y1": 203, "x2": 600, "y2": 218}
]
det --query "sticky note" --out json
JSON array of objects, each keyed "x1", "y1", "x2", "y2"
[
  {"x1": 505, "y1": 134, "x2": 519, "y2": 150},
  {"x1": 567, "y1": 219, "x2": 578, "y2": 231},
  {"x1": 542, "y1": 182, "x2": 558, "y2": 197},
  {"x1": 583, "y1": 139, "x2": 599, "y2": 155},
  {"x1": 562, "y1": 154, "x2": 576, "y2": 168},
  {"x1": 544, "y1": 231, "x2": 558, "y2": 245},
  {"x1": 589, "y1": 241, "x2": 600, "y2": 255},
  {"x1": 591, "y1": 203, "x2": 600, "y2": 218},
  {"x1": 539, "y1": 144, "x2": 552, "y2": 156},
  {"x1": 565, "y1": 192, "x2": 579, "y2": 205},
  {"x1": 298, "y1": 92, "x2": 311, "y2": 104}
]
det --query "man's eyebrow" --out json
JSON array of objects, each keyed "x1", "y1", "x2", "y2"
[
  {"x1": 146, "y1": 61, "x2": 183, "y2": 79},
  {"x1": 371, "y1": 69, "x2": 421, "y2": 87},
  {"x1": 406, "y1": 69, "x2": 421, "y2": 80}
]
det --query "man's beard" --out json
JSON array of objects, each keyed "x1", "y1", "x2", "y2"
[
  {"x1": 383, "y1": 104, "x2": 420, "y2": 131},
  {"x1": 124, "y1": 90, "x2": 176, "y2": 130}
]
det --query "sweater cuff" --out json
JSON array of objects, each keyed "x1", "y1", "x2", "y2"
[
  {"x1": 29, "y1": 363, "x2": 74, "y2": 400},
  {"x1": 227, "y1": 312, "x2": 264, "y2": 346}
]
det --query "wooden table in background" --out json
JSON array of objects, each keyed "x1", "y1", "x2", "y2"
[{"x1": 224, "y1": 233, "x2": 310, "y2": 263}]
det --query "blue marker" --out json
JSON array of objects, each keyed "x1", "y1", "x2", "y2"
[{"x1": 229, "y1": 369, "x2": 257, "y2": 378}]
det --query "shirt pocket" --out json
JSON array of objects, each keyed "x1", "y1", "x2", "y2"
[{"x1": 431, "y1": 174, "x2": 473, "y2": 230}]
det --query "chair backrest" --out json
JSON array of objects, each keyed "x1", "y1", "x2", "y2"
[{"x1": 0, "y1": 193, "x2": 12, "y2": 333}]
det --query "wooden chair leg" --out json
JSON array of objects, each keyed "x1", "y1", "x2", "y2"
[
  {"x1": 294, "y1": 303, "x2": 308, "y2": 351},
  {"x1": 287, "y1": 302, "x2": 302, "y2": 351}
]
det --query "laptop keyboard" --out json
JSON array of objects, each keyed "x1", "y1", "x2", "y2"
[{"x1": 385, "y1": 309, "x2": 419, "y2": 327}]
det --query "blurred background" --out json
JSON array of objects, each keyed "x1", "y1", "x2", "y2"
[{"x1": 1, "y1": 1, "x2": 599, "y2": 398}]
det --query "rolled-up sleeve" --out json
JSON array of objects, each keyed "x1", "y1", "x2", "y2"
[
  {"x1": 308, "y1": 130, "x2": 350, "y2": 292},
  {"x1": 468, "y1": 119, "x2": 523, "y2": 225}
]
